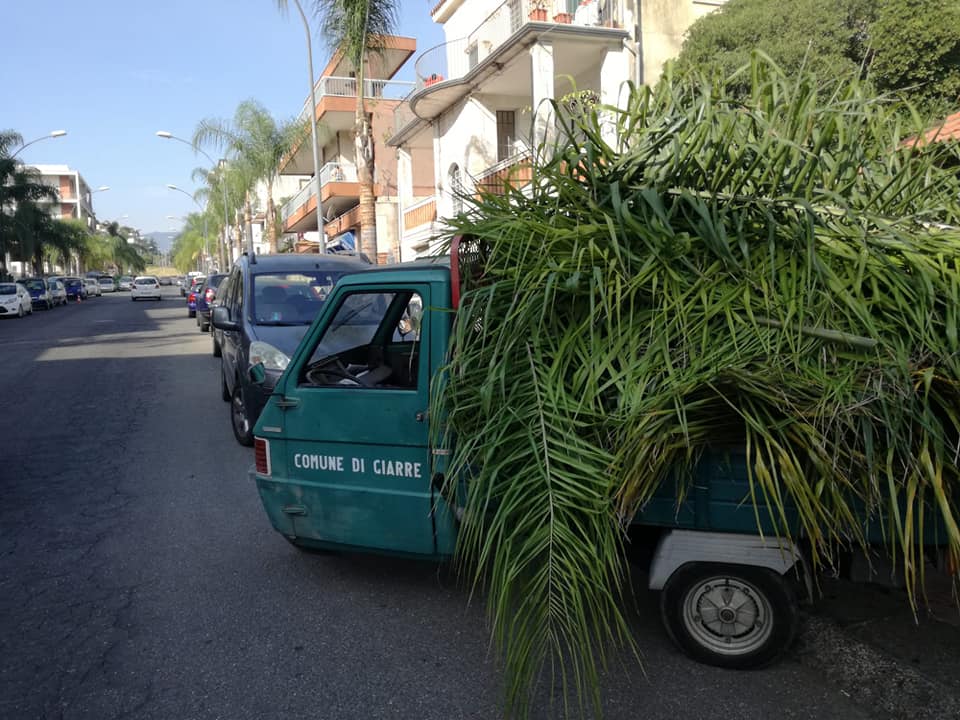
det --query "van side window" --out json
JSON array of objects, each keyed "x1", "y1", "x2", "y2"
[{"x1": 300, "y1": 290, "x2": 422, "y2": 390}]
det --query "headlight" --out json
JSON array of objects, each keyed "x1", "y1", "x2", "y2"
[{"x1": 249, "y1": 341, "x2": 290, "y2": 372}]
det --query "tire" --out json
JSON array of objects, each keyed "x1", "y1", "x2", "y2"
[
  {"x1": 659, "y1": 562, "x2": 799, "y2": 670},
  {"x1": 188, "y1": 309, "x2": 196, "y2": 318},
  {"x1": 200, "y1": 318, "x2": 210, "y2": 332},
  {"x1": 17, "y1": 305, "x2": 23, "y2": 318},
  {"x1": 231, "y1": 381, "x2": 254, "y2": 446},
  {"x1": 131, "y1": 297, "x2": 136, "y2": 302},
  {"x1": 221, "y1": 368, "x2": 231, "y2": 402}
]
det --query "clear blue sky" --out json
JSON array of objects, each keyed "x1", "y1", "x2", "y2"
[{"x1": 2, "y1": 0, "x2": 443, "y2": 241}]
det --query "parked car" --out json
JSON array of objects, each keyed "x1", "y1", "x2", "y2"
[
  {"x1": 61, "y1": 277, "x2": 87, "y2": 302},
  {"x1": 21, "y1": 278, "x2": 54, "y2": 309},
  {"x1": 211, "y1": 253, "x2": 366, "y2": 445},
  {"x1": 98, "y1": 276, "x2": 116, "y2": 293},
  {"x1": 84, "y1": 278, "x2": 101, "y2": 297},
  {"x1": 0, "y1": 282, "x2": 33, "y2": 318},
  {"x1": 195, "y1": 273, "x2": 227, "y2": 332},
  {"x1": 48, "y1": 279, "x2": 67, "y2": 306},
  {"x1": 131, "y1": 275, "x2": 162, "y2": 301},
  {"x1": 186, "y1": 285, "x2": 200, "y2": 317}
]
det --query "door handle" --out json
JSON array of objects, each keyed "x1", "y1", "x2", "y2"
[
  {"x1": 415, "y1": 411, "x2": 427, "y2": 422},
  {"x1": 275, "y1": 397, "x2": 300, "y2": 409}
]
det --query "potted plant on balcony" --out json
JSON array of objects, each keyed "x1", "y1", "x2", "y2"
[
  {"x1": 528, "y1": 0, "x2": 548, "y2": 22},
  {"x1": 554, "y1": 10, "x2": 573, "y2": 23}
]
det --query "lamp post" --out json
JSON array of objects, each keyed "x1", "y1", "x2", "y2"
[
  {"x1": 11, "y1": 130, "x2": 67, "y2": 159},
  {"x1": 166, "y1": 184, "x2": 208, "y2": 272},
  {"x1": 156, "y1": 131, "x2": 233, "y2": 265},
  {"x1": 284, "y1": 0, "x2": 326, "y2": 253}
]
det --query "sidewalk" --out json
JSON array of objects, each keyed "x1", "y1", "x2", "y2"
[{"x1": 796, "y1": 570, "x2": 960, "y2": 719}]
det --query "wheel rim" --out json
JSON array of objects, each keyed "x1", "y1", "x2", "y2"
[
  {"x1": 681, "y1": 574, "x2": 773, "y2": 656},
  {"x1": 232, "y1": 387, "x2": 249, "y2": 437}
]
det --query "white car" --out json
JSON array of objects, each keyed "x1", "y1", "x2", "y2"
[
  {"x1": 48, "y1": 280, "x2": 67, "y2": 306},
  {"x1": 99, "y1": 277, "x2": 116, "y2": 293},
  {"x1": 84, "y1": 278, "x2": 101, "y2": 297},
  {"x1": 131, "y1": 275, "x2": 162, "y2": 301},
  {"x1": 119, "y1": 276, "x2": 134, "y2": 291},
  {"x1": 0, "y1": 282, "x2": 33, "y2": 318}
]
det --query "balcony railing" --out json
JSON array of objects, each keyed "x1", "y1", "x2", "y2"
[
  {"x1": 320, "y1": 161, "x2": 358, "y2": 185},
  {"x1": 403, "y1": 196, "x2": 437, "y2": 231},
  {"x1": 413, "y1": 1, "x2": 620, "y2": 90},
  {"x1": 281, "y1": 163, "x2": 360, "y2": 223},
  {"x1": 298, "y1": 76, "x2": 415, "y2": 120},
  {"x1": 281, "y1": 182, "x2": 315, "y2": 223},
  {"x1": 475, "y1": 152, "x2": 533, "y2": 196}
]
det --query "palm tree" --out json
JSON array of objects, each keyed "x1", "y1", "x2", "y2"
[
  {"x1": 193, "y1": 101, "x2": 308, "y2": 254},
  {"x1": 0, "y1": 130, "x2": 58, "y2": 277},
  {"x1": 102, "y1": 222, "x2": 146, "y2": 275},
  {"x1": 291, "y1": 0, "x2": 399, "y2": 262}
]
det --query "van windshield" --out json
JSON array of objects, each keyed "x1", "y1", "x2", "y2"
[{"x1": 251, "y1": 271, "x2": 344, "y2": 325}]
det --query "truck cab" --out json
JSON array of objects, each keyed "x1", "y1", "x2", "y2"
[{"x1": 251, "y1": 259, "x2": 458, "y2": 558}]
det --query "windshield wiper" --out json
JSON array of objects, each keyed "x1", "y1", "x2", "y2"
[{"x1": 255, "y1": 320, "x2": 309, "y2": 326}]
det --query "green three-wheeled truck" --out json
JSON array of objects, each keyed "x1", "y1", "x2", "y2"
[{"x1": 241, "y1": 241, "x2": 946, "y2": 670}]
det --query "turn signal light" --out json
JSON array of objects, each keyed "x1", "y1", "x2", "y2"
[{"x1": 254, "y1": 437, "x2": 271, "y2": 476}]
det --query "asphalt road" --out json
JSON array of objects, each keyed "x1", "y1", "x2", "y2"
[{"x1": 0, "y1": 288, "x2": 875, "y2": 720}]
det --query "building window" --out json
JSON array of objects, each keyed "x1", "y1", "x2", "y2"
[
  {"x1": 448, "y1": 164, "x2": 464, "y2": 216},
  {"x1": 496, "y1": 111, "x2": 516, "y2": 161}
]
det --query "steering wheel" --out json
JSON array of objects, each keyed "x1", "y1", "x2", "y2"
[{"x1": 305, "y1": 358, "x2": 365, "y2": 386}]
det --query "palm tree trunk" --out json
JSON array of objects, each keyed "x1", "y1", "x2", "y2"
[
  {"x1": 266, "y1": 184, "x2": 278, "y2": 254},
  {"x1": 356, "y1": 106, "x2": 378, "y2": 263}
]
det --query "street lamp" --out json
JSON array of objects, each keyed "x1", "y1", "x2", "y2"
[
  {"x1": 282, "y1": 0, "x2": 326, "y2": 253},
  {"x1": 166, "y1": 183, "x2": 208, "y2": 272},
  {"x1": 11, "y1": 130, "x2": 67, "y2": 158},
  {"x1": 155, "y1": 130, "x2": 234, "y2": 263}
]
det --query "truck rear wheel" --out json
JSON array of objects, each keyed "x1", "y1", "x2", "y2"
[{"x1": 660, "y1": 562, "x2": 799, "y2": 669}]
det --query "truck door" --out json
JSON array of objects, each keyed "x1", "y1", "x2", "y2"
[{"x1": 276, "y1": 284, "x2": 442, "y2": 556}]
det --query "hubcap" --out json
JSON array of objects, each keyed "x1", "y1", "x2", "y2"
[
  {"x1": 232, "y1": 390, "x2": 249, "y2": 435},
  {"x1": 682, "y1": 575, "x2": 773, "y2": 656}
]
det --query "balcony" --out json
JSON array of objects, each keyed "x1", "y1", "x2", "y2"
[
  {"x1": 280, "y1": 162, "x2": 360, "y2": 233},
  {"x1": 297, "y1": 76, "x2": 416, "y2": 122},
  {"x1": 475, "y1": 153, "x2": 533, "y2": 196},
  {"x1": 389, "y1": 0, "x2": 626, "y2": 145},
  {"x1": 403, "y1": 196, "x2": 437, "y2": 231}
]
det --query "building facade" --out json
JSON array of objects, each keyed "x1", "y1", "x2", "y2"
[
  {"x1": 388, "y1": 0, "x2": 727, "y2": 259},
  {"x1": 278, "y1": 36, "x2": 435, "y2": 263},
  {"x1": 28, "y1": 164, "x2": 97, "y2": 229}
]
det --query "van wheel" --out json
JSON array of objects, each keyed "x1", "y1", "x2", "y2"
[
  {"x1": 231, "y1": 382, "x2": 254, "y2": 446},
  {"x1": 660, "y1": 562, "x2": 799, "y2": 669}
]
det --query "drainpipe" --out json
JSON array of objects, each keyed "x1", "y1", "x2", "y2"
[
  {"x1": 396, "y1": 148, "x2": 404, "y2": 263},
  {"x1": 634, "y1": 0, "x2": 644, "y2": 86}
]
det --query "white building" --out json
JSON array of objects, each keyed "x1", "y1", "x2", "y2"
[
  {"x1": 27, "y1": 164, "x2": 98, "y2": 229},
  {"x1": 388, "y1": 0, "x2": 726, "y2": 259}
]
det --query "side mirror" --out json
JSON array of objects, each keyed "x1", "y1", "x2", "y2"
[
  {"x1": 211, "y1": 306, "x2": 239, "y2": 331},
  {"x1": 248, "y1": 362, "x2": 266, "y2": 385}
]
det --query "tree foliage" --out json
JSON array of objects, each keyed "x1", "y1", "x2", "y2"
[
  {"x1": 193, "y1": 100, "x2": 308, "y2": 253},
  {"x1": 437, "y1": 58, "x2": 960, "y2": 718},
  {"x1": 677, "y1": 0, "x2": 960, "y2": 119}
]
